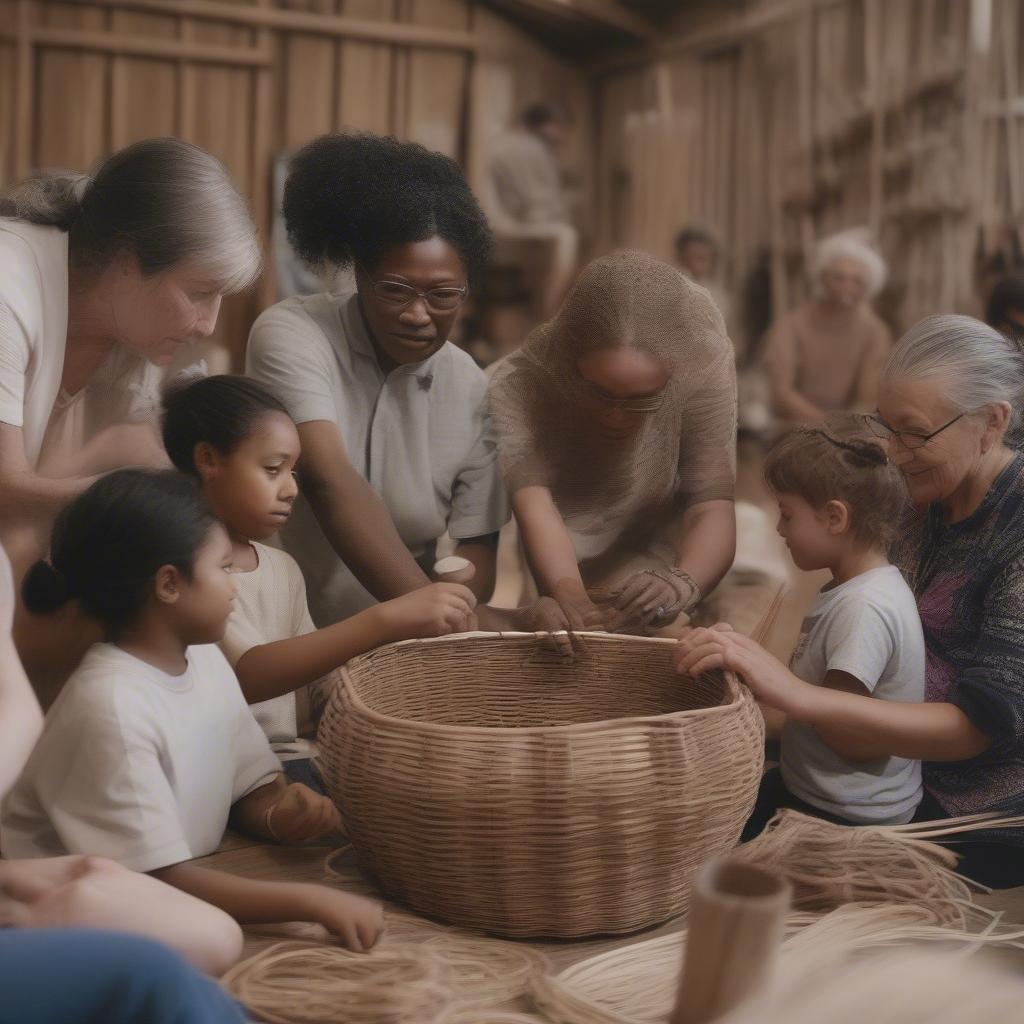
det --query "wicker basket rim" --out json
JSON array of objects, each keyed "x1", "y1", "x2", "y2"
[{"x1": 339, "y1": 630, "x2": 753, "y2": 738}]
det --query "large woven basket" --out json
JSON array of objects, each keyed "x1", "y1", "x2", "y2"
[{"x1": 318, "y1": 631, "x2": 764, "y2": 938}]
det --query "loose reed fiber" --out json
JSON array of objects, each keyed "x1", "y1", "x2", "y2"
[
  {"x1": 220, "y1": 941, "x2": 450, "y2": 1024},
  {"x1": 236, "y1": 847, "x2": 552, "y2": 1024},
  {"x1": 533, "y1": 812, "x2": 1024, "y2": 1024},
  {"x1": 417, "y1": 934, "x2": 551, "y2": 1010},
  {"x1": 719, "y1": 948, "x2": 1024, "y2": 1024},
  {"x1": 435, "y1": 1011, "x2": 547, "y2": 1024},
  {"x1": 732, "y1": 809, "x2": 1024, "y2": 924},
  {"x1": 318, "y1": 631, "x2": 764, "y2": 937},
  {"x1": 223, "y1": 918, "x2": 551, "y2": 1023},
  {"x1": 533, "y1": 902, "x2": 1024, "y2": 1024}
]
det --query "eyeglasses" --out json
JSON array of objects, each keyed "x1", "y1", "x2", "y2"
[
  {"x1": 580, "y1": 380, "x2": 667, "y2": 414},
  {"x1": 364, "y1": 272, "x2": 468, "y2": 313},
  {"x1": 864, "y1": 412, "x2": 964, "y2": 450}
]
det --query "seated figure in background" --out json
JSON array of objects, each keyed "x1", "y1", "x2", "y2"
[
  {"x1": 764, "y1": 231, "x2": 891, "y2": 424},
  {"x1": 489, "y1": 101, "x2": 578, "y2": 319}
]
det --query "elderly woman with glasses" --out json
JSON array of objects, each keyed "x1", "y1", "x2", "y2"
[
  {"x1": 679, "y1": 314, "x2": 1024, "y2": 886},
  {"x1": 247, "y1": 133, "x2": 507, "y2": 627},
  {"x1": 488, "y1": 250, "x2": 740, "y2": 635}
]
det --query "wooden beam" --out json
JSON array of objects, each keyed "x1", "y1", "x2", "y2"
[
  {"x1": 0, "y1": 26, "x2": 273, "y2": 66},
  {"x1": 66, "y1": 0, "x2": 479, "y2": 52},
  {"x1": 490, "y1": 0, "x2": 657, "y2": 41},
  {"x1": 865, "y1": 0, "x2": 883, "y2": 237},
  {"x1": 586, "y1": 0, "x2": 849, "y2": 77},
  {"x1": 13, "y1": 0, "x2": 34, "y2": 178}
]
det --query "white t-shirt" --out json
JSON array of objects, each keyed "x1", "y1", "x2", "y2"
[
  {"x1": 0, "y1": 643, "x2": 281, "y2": 871},
  {"x1": 0, "y1": 218, "x2": 204, "y2": 468},
  {"x1": 246, "y1": 291, "x2": 509, "y2": 625},
  {"x1": 781, "y1": 565, "x2": 925, "y2": 824},
  {"x1": 219, "y1": 541, "x2": 322, "y2": 761}
]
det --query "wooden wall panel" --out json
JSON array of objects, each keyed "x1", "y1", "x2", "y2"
[
  {"x1": 109, "y1": 9, "x2": 177, "y2": 147},
  {"x1": 337, "y1": 0, "x2": 396, "y2": 134},
  {"x1": 2, "y1": 0, "x2": 593, "y2": 362},
  {"x1": 35, "y1": 3, "x2": 109, "y2": 171},
  {"x1": 282, "y1": 14, "x2": 338, "y2": 149},
  {"x1": 0, "y1": 0, "x2": 17, "y2": 187},
  {"x1": 405, "y1": 0, "x2": 470, "y2": 156}
]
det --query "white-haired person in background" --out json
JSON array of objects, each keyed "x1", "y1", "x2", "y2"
[{"x1": 764, "y1": 230, "x2": 891, "y2": 424}]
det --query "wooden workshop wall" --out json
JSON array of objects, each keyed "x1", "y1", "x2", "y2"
[
  {"x1": 0, "y1": 0, "x2": 591, "y2": 363},
  {"x1": 592, "y1": 0, "x2": 1024, "y2": 336}
]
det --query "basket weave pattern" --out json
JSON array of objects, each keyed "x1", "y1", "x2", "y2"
[{"x1": 318, "y1": 632, "x2": 764, "y2": 938}]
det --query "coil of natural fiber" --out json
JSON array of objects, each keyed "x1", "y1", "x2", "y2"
[
  {"x1": 225, "y1": 884, "x2": 552, "y2": 1024},
  {"x1": 435, "y1": 1013, "x2": 548, "y2": 1024},
  {"x1": 317, "y1": 631, "x2": 764, "y2": 937},
  {"x1": 533, "y1": 902, "x2": 1024, "y2": 1024},
  {"x1": 418, "y1": 933, "x2": 551, "y2": 1009},
  {"x1": 220, "y1": 941, "x2": 450, "y2": 1024}
]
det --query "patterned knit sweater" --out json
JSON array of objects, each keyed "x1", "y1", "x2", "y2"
[{"x1": 891, "y1": 452, "x2": 1024, "y2": 837}]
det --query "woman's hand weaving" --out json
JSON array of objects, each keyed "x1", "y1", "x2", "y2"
[{"x1": 608, "y1": 569, "x2": 682, "y2": 631}]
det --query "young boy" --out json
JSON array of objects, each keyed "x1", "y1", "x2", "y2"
[{"x1": 677, "y1": 424, "x2": 926, "y2": 836}]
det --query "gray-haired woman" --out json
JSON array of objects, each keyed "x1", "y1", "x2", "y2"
[
  {"x1": 0, "y1": 138, "x2": 260, "y2": 689},
  {"x1": 679, "y1": 314, "x2": 1024, "y2": 887},
  {"x1": 0, "y1": 138, "x2": 260, "y2": 530}
]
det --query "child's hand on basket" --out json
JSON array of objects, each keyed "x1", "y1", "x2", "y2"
[
  {"x1": 675, "y1": 624, "x2": 805, "y2": 715},
  {"x1": 266, "y1": 783, "x2": 343, "y2": 843},
  {"x1": 380, "y1": 583, "x2": 478, "y2": 641}
]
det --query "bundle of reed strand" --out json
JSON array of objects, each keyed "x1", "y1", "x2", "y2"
[
  {"x1": 533, "y1": 900, "x2": 1024, "y2": 1024},
  {"x1": 220, "y1": 941, "x2": 450, "y2": 1024},
  {"x1": 731, "y1": 808, "x2": 1024, "y2": 923}
]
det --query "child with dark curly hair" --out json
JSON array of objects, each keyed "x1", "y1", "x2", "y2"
[
  {"x1": 247, "y1": 132, "x2": 508, "y2": 629},
  {"x1": 677, "y1": 421, "x2": 926, "y2": 835}
]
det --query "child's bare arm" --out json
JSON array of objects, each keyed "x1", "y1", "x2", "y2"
[
  {"x1": 229, "y1": 775, "x2": 341, "y2": 843},
  {"x1": 677, "y1": 627, "x2": 990, "y2": 763},
  {"x1": 151, "y1": 863, "x2": 382, "y2": 952},
  {"x1": 233, "y1": 585, "x2": 476, "y2": 705}
]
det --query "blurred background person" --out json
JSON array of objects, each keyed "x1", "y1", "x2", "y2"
[
  {"x1": 985, "y1": 272, "x2": 1024, "y2": 346},
  {"x1": 674, "y1": 224, "x2": 734, "y2": 350},
  {"x1": 764, "y1": 230, "x2": 890, "y2": 425},
  {"x1": 489, "y1": 101, "x2": 578, "y2": 320}
]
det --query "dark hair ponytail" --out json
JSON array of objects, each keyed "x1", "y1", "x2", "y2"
[
  {"x1": 161, "y1": 374, "x2": 291, "y2": 476},
  {"x1": 21, "y1": 560, "x2": 72, "y2": 615},
  {"x1": 22, "y1": 470, "x2": 217, "y2": 639},
  {"x1": 0, "y1": 173, "x2": 90, "y2": 231}
]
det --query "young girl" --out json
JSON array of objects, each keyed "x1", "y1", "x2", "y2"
[
  {"x1": 677, "y1": 424, "x2": 926, "y2": 835},
  {"x1": 1, "y1": 470, "x2": 383, "y2": 951},
  {"x1": 161, "y1": 375, "x2": 479, "y2": 783}
]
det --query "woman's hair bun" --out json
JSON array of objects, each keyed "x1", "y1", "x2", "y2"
[{"x1": 21, "y1": 560, "x2": 71, "y2": 615}]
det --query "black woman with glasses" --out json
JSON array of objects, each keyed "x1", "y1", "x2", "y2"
[
  {"x1": 246, "y1": 133, "x2": 507, "y2": 628},
  {"x1": 679, "y1": 313, "x2": 1024, "y2": 887},
  {"x1": 488, "y1": 250, "x2": 749, "y2": 637}
]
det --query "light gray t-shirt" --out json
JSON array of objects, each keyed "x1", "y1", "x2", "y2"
[
  {"x1": 781, "y1": 565, "x2": 925, "y2": 824},
  {"x1": 246, "y1": 292, "x2": 509, "y2": 626}
]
